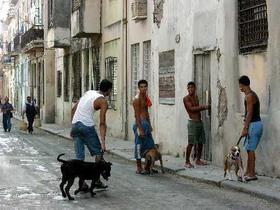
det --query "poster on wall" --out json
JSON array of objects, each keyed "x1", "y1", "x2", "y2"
[{"x1": 159, "y1": 50, "x2": 175, "y2": 105}]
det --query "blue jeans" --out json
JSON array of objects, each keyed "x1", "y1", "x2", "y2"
[
  {"x1": 71, "y1": 121, "x2": 102, "y2": 160},
  {"x1": 3, "y1": 114, "x2": 12, "y2": 131},
  {"x1": 133, "y1": 120, "x2": 155, "y2": 160}
]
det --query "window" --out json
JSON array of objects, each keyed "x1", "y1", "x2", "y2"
[
  {"x1": 72, "y1": 52, "x2": 82, "y2": 100},
  {"x1": 105, "y1": 57, "x2": 118, "y2": 110},
  {"x1": 72, "y1": 0, "x2": 81, "y2": 12},
  {"x1": 131, "y1": 43, "x2": 140, "y2": 99},
  {"x1": 57, "y1": 71, "x2": 62, "y2": 97},
  {"x1": 92, "y1": 48, "x2": 100, "y2": 90},
  {"x1": 238, "y1": 0, "x2": 268, "y2": 54},
  {"x1": 143, "y1": 40, "x2": 151, "y2": 94},
  {"x1": 63, "y1": 55, "x2": 70, "y2": 102},
  {"x1": 48, "y1": 0, "x2": 54, "y2": 28}
]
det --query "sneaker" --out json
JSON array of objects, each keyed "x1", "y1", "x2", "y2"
[{"x1": 95, "y1": 180, "x2": 108, "y2": 189}]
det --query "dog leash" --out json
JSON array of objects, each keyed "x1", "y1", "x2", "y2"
[{"x1": 236, "y1": 135, "x2": 248, "y2": 146}]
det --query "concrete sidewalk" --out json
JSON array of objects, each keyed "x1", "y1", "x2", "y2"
[{"x1": 21, "y1": 119, "x2": 280, "y2": 203}]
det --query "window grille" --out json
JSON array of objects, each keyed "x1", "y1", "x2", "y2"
[
  {"x1": 72, "y1": 52, "x2": 82, "y2": 99},
  {"x1": 57, "y1": 71, "x2": 62, "y2": 97},
  {"x1": 143, "y1": 40, "x2": 151, "y2": 94},
  {"x1": 48, "y1": 0, "x2": 54, "y2": 28},
  {"x1": 92, "y1": 48, "x2": 100, "y2": 90},
  {"x1": 72, "y1": 0, "x2": 81, "y2": 12},
  {"x1": 131, "y1": 43, "x2": 140, "y2": 99},
  {"x1": 105, "y1": 57, "x2": 118, "y2": 110},
  {"x1": 63, "y1": 55, "x2": 70, "y2": 101},
  {"x1": 238, "y1": 0, "x2": 268, "y2": 54}
]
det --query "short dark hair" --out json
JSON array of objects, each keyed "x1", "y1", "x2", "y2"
[
  {"x1": 187, "y1": 81, "x2": 196, "y2": 87},
  {"x1": 138, "y1": 79, "x2": 148, "y2": 87},
  {"x1": 239, "y1": 75, "x2": 250, "y2": 86},
  {"x1": 100, "y1": 79, "x2": 113, "y2": 92}
]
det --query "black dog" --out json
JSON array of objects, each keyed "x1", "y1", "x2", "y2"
[{"x1": 57, "y1": 153, "x2": 112, "y2": 200}]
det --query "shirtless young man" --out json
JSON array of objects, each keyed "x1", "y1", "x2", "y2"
[
  {"x1": 239, "y1": 75, "x2": 263, "y2": 181},
  {"x1": 133, "y1": 79, "x2": 155, "y2": 174},
  {"x1": 183, "y1": 81, "x2": 210, "y2": 168}
]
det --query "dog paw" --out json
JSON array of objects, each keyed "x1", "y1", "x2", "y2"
[
  {"x1": 90, "y1": 192, "x2": 97, "y2": 197},
  {"x1": 74, "y1": 190, "x2": 79, "y2": 195},
  {"x1": 68, "y1": 196, "x2": 75, "y2": 201},
  {"x1": 62, "y1": 193, "x2": 66, "y2": 198}
]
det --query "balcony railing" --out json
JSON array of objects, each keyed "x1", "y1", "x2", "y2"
[
  {"x1": 13, "y1": 34, "x2": 21, "y2": 51},
  {"x1": 131, "y1": 0, "x2": 147, "y2": 20},
  {"x1": 7, "y1": 42, "x2": 11, "y2": 53},
  {"x1": 21, "y1": 26, "x2": 44, "y2": 50}
]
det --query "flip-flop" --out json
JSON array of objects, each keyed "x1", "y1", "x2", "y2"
[
  {"x1": 244, "y1": 176, "x2": 258, "y2": 181},
  {"x1": 184, "y1": 162, "x2": 194, "y2": 168},
  {"x1": 195, "y1": 161, "x2": 208, "y2": 166}
]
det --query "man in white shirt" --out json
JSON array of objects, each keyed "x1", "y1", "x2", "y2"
[{"x1": 71, "y1": 79, "x2": 112, "y2": 189}]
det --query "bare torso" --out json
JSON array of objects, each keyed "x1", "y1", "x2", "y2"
[{"x1": 183, "y1": 94, "x2": 202, "y2": 121}]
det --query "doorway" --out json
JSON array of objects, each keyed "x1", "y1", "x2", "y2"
[{"x1": 194, "y1": 53, "x2": 212, "y2": 161}]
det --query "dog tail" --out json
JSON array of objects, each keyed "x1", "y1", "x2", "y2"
[{"x1": 57, "y1": 153, "x2": 67, "y2": 163}]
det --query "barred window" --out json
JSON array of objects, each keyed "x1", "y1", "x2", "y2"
[
  {"x1": 48, "y1": 0, "x2": 54, "y2": 28},
  {"x1": 238, "y1": 0, "x2": 268, "y2": 54},
  {"x1": 57, "y1": 71, "x2": 62, "y2": 97},
  {"x1": 92, "y1": 48, "x2": 100, "y2": 90},
  {"x1": 72, "y1": 52, "x2": 82, "y2": 100},
  {"x1": 143, "y1": 40, "x2": 151, "y2": 94},
  {"x1": 63, "y1": 55, "x2": 70, "y2": 101},
  {"x1": 72, "y1": 0, "x2": 81, "y2": 12},
  {"x1": 131, "y1": 43, "x2": 140, "y2": 99},
  {"x1": 105, "y1": 57, "x2": 118, "y2": 110}
]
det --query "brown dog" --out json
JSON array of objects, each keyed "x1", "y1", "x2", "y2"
[
  {"x1": 224, "y1": 145, "x2": 245, "y2": 182},
  {"x1": 144, "y1": 144, "x2": 165, "y2": 174}
]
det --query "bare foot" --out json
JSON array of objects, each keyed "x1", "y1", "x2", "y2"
[
  {"x1": 195, "y1": 160, "x2": 208, "y2": 166},
  {"x1": 184, "y1": 162, "x2": 194, "y2": 168}
]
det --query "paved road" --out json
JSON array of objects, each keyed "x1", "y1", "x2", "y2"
[{"x1": 0, "y1": 120, "x2": 279, "y2": 210}]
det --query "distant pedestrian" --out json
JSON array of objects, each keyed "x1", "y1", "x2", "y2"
[
  {"x1": 1, "y1": 96, "x2": 14, "y2": 132},
  {"x1": 183, "y1": 82, "x2": 210, "y2": 168},
  {"x1": 22, "y1": 96, "x2": 37, "y2": 134},
  {"x1": 239, "y1": 75, "x2": 263, "y2": 181}
]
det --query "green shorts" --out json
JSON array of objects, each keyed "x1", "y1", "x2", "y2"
[{"x1": 188, "y1": 120, "x2": 206, "y2": 144}]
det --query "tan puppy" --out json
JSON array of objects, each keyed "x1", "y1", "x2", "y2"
[
  {"x1": 144, "y1": 144, "x2": 165, "y2": 174},
  {"x1": 224, "y1": 145, "x2": 245, "y2": 182}
]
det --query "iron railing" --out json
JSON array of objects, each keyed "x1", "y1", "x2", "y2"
[
  {"x1": 238, "y1": 0, "x2": 268, "y2": 53},
  {"x1": 21, "y1": 26, "x2": 44, "y2": 49}
]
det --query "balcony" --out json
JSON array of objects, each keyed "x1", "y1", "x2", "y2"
[
  {"x1": 10, "y1": 0, "x2": 19, "y2": 5},
  {"x1": 71, "y1": 0, "x2": 101, "y2": 38},
  {"x1": 13, "y1": 34, "x2": 21, "y2": 52},
  {"x1": 21, "y1": 26, "x2": 44, "y2": 53},
  {"x1": 47, "y1": 0, "x2": 71, "y2": 48},
  {"x1": 131, "y1": 0, "x2": 147, "y2": 20}
]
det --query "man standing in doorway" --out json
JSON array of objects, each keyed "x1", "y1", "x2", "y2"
[
  {"x1": 22, "y1": 96, "x2": 37, "y2": 134},
  {"x1": 239, "y1": 75, "x2": 263, "y2": 181},
  {"x1": 133, "y1": 79, "x2": 155, "y2": 174},
  {"x1": 71, "y1": 79, "x2": 112, "y2": 189},
  {"x1": 183, "y1": 82, "x2": 210, "y2": 168}
]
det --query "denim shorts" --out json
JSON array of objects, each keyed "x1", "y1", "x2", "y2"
[
  {"x1": 133, "y1": 120, "x2": 155, "y2": 160},
  {"x1": 244, "y1": 121, "x2": 263, "y2": 151},
  {"x1": 71, "y1": 121, "x2": 102, "y2": 160}
]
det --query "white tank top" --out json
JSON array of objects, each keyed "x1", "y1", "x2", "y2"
[{"x1": 72, "y1": 90, "x2": 104, "y2": 126}]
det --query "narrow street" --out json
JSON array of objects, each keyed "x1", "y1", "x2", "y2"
[{"x1": 0, "y1": 119, "x2": 278, "y2": 210}]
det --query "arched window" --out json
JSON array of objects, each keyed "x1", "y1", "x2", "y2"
[{"x1": 238, "y1": 0, "x2": 268, "y2": 54}]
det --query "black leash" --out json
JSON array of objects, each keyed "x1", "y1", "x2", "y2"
[{"x1": 236, "y1": 135, "x2": 248, "y2": 146}]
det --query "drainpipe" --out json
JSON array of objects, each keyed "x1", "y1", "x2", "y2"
[{"x1": 123, "y1": 0, "x2": 128, "y2": 140}]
